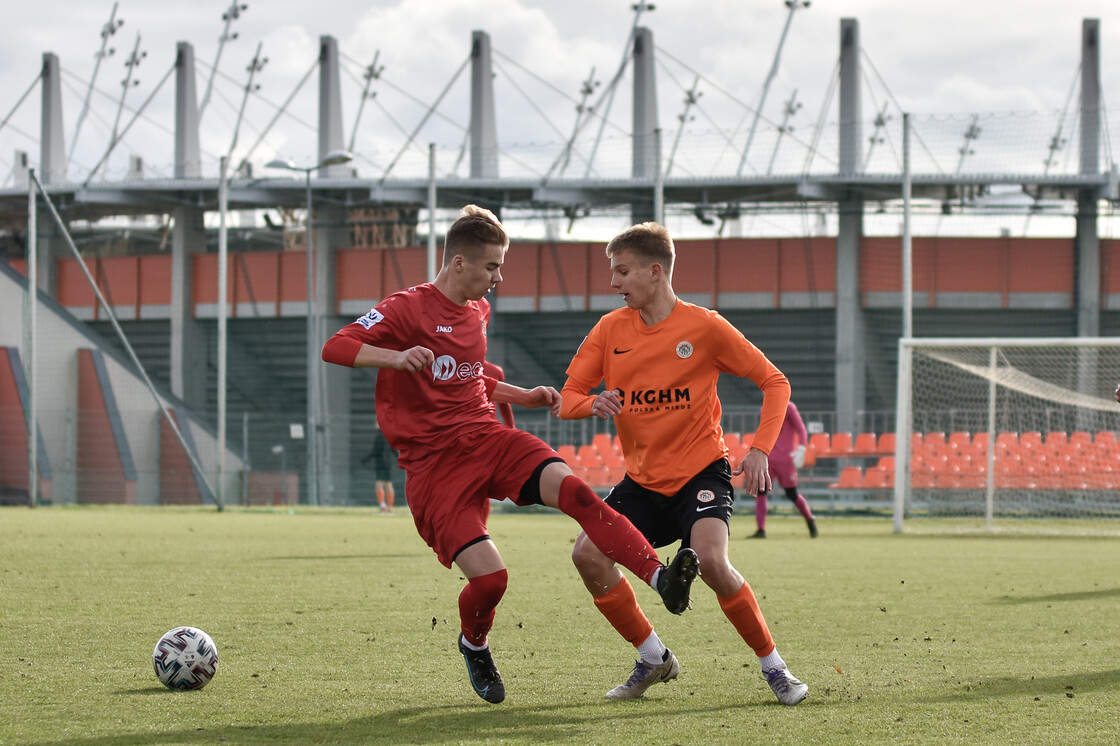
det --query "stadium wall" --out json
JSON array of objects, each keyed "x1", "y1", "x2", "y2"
[{"x1": 0, "y1": 261, "x2": 244, "y2": 505}]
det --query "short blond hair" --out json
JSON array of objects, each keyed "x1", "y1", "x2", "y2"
[
  {"x1": 443, "y1": 205, "x2": 508, "y2": 265},
  {"x1": 605, "y1": 222, "x2": 674, "y2": 275}
]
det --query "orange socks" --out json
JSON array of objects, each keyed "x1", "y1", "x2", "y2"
[
  {"x1": 593, "y1": 576, "x2": 654, "y2": 647},
  {"x1": 718, "y1": 581, "x2": 776, "y2": 658}
]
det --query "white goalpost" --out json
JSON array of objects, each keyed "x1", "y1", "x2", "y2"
[{"x1": 893, "y1": 337, "x2": 1120, "y2": 533}]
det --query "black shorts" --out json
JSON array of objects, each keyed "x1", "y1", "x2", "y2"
[{"x1": 604, "y1": 459, "x2": 735, "y2": 550}]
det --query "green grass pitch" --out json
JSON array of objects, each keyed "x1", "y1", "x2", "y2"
[{"x1": 3, "y1": 506, "x2": 1120, "y2": 745}]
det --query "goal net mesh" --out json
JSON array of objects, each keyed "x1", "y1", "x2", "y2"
[{"x1": 895, "y1": 338, "x2": 1120, "y2": 530}]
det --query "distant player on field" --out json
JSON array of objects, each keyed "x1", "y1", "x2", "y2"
[
  {"x1": 560, "y1": 221, "x2": 809, "y2": 706},
  {"x1": 749, "y1": 400, "x2": 818, "y2": 539},
  {"x1": 321, "y1": 205, "x2": 698, "y2": 705},
  {"x1": 360, "y1": 424, "x2": 395, "y2": 512}
]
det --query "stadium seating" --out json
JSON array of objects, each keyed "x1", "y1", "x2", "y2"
[
  {"x1": 828, "y1": 432, "x2": 854, "y2": 457},
  {"x1": 829, "y1": 466, "x2": 863, "y2": 489},
  {"x1": 807, "y1": 432, "x2": 830, "y2": 461},
  {"x1": 862, "y1": 466, "x2": 893, "y2": 489},
  {"x1": 851, "y1": 432, "x2": 878, "y2": 456}
]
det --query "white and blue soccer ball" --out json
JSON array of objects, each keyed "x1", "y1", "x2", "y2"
[{"x1": 153, "y1": 626, "x2": 219, "y2": 690}]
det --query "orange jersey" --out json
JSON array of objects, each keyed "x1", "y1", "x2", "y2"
[{"x1": 561, "y1": 299, "x2": 790, "y2": 495}]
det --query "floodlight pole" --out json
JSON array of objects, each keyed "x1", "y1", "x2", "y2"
[
  {"x1": 902, "y1": 113, "x2": 912, "y2": 339},
  {"x1": 266, "y1": 150, "x2": 352, "y2": 507},
  {"x1": 27, "y1": 170, "x2": 38, "y2": 507},
  {"x1": 304, "y1": 165, "x2": 317, "y2": 507},
  {"x1": 217, "y1": 156, "x2": 229, "y2": 509},
  {"x1": 427, "y1": 143, "x2": 437, "y2": 281}
]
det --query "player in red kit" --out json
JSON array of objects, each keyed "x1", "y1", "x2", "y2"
[{"x1": 321, "y1": 205, "x2": 698, "y2": 705}]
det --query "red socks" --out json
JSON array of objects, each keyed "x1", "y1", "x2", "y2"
[
  {"x1": 557, "y1": 476, "x2": 661, "y2": 584},
  {"x1": 458, "y1": 569, "x2": 508, "y2": 647}
]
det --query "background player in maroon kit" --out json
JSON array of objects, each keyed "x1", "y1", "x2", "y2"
[
  {"x1": 321, "y1": 205, "x2": 698, "y2": 705},
  {"x1": 750, "y1": 400, "x2": 818, "y2": 539}
]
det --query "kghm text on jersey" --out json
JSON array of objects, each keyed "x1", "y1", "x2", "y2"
[{"x1": 617, "y1": 387, "x2": 691, "y2": 406}]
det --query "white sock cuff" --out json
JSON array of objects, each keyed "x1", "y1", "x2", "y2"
[
  {"x1": 636, "y1": 630, "x2": 666, "y2": 664},
  {"x1": 759, "y1": 649, "x2": 785, "y2": 671}
]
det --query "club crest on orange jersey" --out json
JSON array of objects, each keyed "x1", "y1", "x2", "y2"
[{"x1": 676, "y1": 341, "x2": 693, "y2": 359}]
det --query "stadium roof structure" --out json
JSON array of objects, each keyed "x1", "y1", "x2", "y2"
[{"x1": 0, "y1": 12, "x2": 1116, "y2": 229}]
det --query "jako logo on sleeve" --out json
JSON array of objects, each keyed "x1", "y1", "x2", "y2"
[{"x1": 356, "y1": 309, "x2": 385, "y2": 329}]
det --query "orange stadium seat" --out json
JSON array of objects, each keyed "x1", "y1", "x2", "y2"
[
  {"x1": 911, "y1": 470, "x2": 936, "y2": 489},
  {"x1": 829, "y1": 432, "x2": 854, "y2": 457},
  {"x1": 1068, "y1": 431, "x2": 1093, "y2": 449},
  {"x1": 592, "y1": 432, "x2": 614, "y2": 454},
  {"x1": 876, "y1": 432, "x2": 896, "y2": 455},
  {"x1": 1095, "y1": 431, "x2": 1119, "y2": 452},
  {"x1": 723, "y1": 432, "x2": 746, "y2": 464},
  {"x1": 808, "y1": 432, "x2": 831, "y2": 458},
  {"x1": 581, "y1": 465, "x2": 612, "y2": 488},
  {"x1": 852, "y1": 432, "x2": 878, "y2": 456},
  {"x1": 829, "y1": 466, "x2": 863, "y2": 489},
  {"x1": 1044, "y1": 431, "x2": 1068, "y2": 450},
  {"x1": 576, "y1": 444, "x2": 602, "y2": 468},
  {"x1": 555, "y1": 444, "x2": 578, "y2": 465},
  {"x1": 863, "y1": 467, "x2": 893, "y2": 489},
  {"x1": 947, "y1": 432, "x2": 972, "y2": 453},
  {"x1": 995, "y1": 432, "x2": 1019, "y2": 450},
  {"x1": 1020, "y1": 431, "x2": 1044, "y2": 450},
  {"x1": 923, "y1": 432, "x2": 947, "y2": 454}
]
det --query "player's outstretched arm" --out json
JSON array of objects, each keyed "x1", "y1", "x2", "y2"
[
  {"x1": 492, "y1": 381, "x2": 562, "y2": 416},
  {"x1": 322, "y1": 335, "x2": 434, "y2": 371}
]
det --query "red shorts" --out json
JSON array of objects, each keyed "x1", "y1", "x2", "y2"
[{"x1": 403, "y1": 422, "x2": 560, "y2": 568}]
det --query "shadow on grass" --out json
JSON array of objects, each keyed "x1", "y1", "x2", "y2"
[
  {"x1": 921, "y1": 668, "x2": 1120, "y2": 703},
  {"x1": 260, "y1": 554, "x2": 421, "y2": 561},
  {"x1": 31, "y1": 700, "x2": 754, "y2": 745},
  {"x1": 992, "y1": 587, "x2": 1120, "y2": 605}
]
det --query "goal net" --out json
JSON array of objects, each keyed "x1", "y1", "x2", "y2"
[{"x1": 893, "y1": 337, "x2": 1120, "y2": 532}]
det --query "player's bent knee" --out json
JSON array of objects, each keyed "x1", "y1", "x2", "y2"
[
  {"x1": 571, "y1": 532, "x2": 609, "y2": 570},
  {"x1": 469, "y1": 568, "x2": 509, "y2": 608}
]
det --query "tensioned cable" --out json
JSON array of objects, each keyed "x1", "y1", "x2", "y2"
[
  {"x1": 83, "y1": 61, "x2": 176, "y2": 185},
  {"x1": 861, "y1": 51, "x2": 942, "y2": 175},
  {"x1": 378, "y1": 54, "x2": 471, "y2": 183},
  {"x1": 339, "y1": 50, "x2": 466, "y2": 132}
]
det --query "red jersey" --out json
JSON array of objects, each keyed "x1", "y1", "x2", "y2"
[{"x1": 324, "y1": 283, "x2": 498, "y2": 464}]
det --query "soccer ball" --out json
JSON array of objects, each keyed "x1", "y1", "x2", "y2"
[{"x1": 152, "y1": 626, "x2": 219, "y2": 690}]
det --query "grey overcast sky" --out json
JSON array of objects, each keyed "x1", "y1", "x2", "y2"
[{"x1": 1, "y1": 1, "x2": 1116, "y2": 236}]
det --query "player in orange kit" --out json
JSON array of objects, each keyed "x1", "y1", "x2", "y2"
[
  {"x1": 321, "y1": 206, "x2": 698, "y2": 705},
  {"x1": 560, "y1": 221, "x2": 809, "y2": 705}
]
